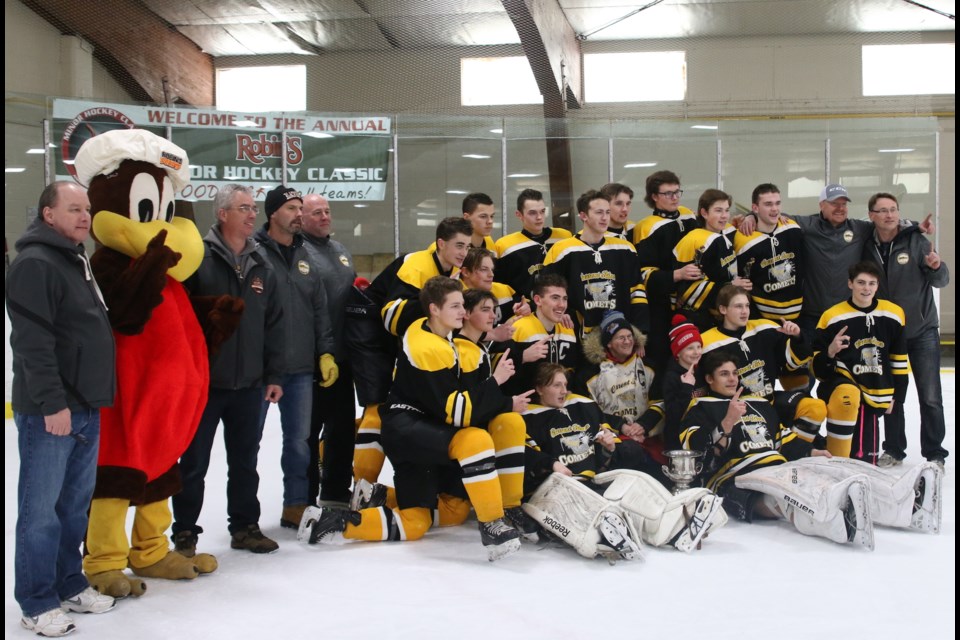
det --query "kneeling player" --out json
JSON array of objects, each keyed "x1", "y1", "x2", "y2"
[
  {"x1": 681, "y1": 351, "x2": 940, "y2": 551},
  {"x1": 521, "y1": 364, "x2": 727, "y2": 561},
  {"x1": 300, "y1": 277, "x2": 531, "y2": 561}
]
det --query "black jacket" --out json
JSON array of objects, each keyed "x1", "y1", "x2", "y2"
[
  {"x1": 185, "y1": 225, "x2": 285, "y2": 389},
  {"x1": 7, "y1": 218, "x2": 116, "y2": 414}
]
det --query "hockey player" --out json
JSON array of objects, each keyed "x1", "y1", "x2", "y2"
[
  {"x1": 504, "y1": 274, "x2": 580, "y2": 396},
  {"x1": 700, "y1": 284, "x2": 825, "y2": 442},
  {"x1": 673, "y1": 189, "x2": 752, "y2": 330},
  {"x1": 521, "y1": 364, "x2": 727, "y2": 560},
  {"x1": 460, "y1": 247, "x2": 529, "y2": 336},
  {"x1": 681, "y1": 351, "x2": 939, "y2": 549},
  {"x1": 300, "y1": 277, "x2": 532, "y2": 561},
  {"x1": 734, "y1": 183, "x2": 805, "y2": 322},
  {"x1": 494, "y1": 189, "x2": 572, "y2": 301},
  {"x1": 601, "y1": 182, "x2": 636, "y2": 240},
  {"x1": 631, "y1": 171, "x2": 700, "y2": 377},
  {"x1": 541, "y1": 189, "x2": 648, "y2": 337},
  {"x1": 354, "y1": 217, "x2": 473, "y2": 486},
  {"x1": 426, "y1": 192, "x2": 497, "y2": 252},
  {"x1": 812, "y1": 261, "x2": 910, "y2": 463}
]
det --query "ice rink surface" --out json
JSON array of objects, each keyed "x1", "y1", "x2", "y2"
[{"x1": 5, "y1": 377, "x2": 955, "y2": 640}]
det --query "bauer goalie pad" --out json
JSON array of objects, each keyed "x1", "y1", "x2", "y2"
[
  {"x1": 735, "y1": 463, "x2": 875, "y2": 550},
  {"x1": 593, "y1": 469, "x2": 727, "y2": 552},
  {"x1": 522, "y1": 472, "x2": 643, "y2": 561},
  {"x1": 793, "y1": 457, "x2": 942, "y2": 533}
]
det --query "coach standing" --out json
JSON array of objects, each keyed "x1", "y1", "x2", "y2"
[{"x1": 8, "y1": 181, "x2": 117, "y2": 636}]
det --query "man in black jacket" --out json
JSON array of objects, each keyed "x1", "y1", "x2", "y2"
[
  {"x1": 172, "y1": 184, "x2": 286, "y2": 555},
  {"x1": 8, "y1": 181, "x2": 117, "y2": 636}
]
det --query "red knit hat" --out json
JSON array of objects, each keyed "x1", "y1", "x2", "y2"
[{"x1": 669, "y1": 314, "x2": 702, "y2": 358}]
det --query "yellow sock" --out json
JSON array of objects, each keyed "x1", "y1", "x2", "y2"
[
  {"x1": 353, "y1": 404, "x2": 385, "y2": 483},
  {"x1": 449, "y1": 427, "x2": 503, "y2": 522},
  {"x1": 487, "y1": 412, "x2": 526, "y2": 508},
  {"x1": 826, "y1": 384, "x2": 859, "y2": 458},
  {"x1": 793, "y1": 397, "x2": 827, "y2": 443}
]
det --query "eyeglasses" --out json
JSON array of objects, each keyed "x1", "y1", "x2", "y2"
[
  {"x1": 657, "y1": 189, "x2": 683, "y2": 198},
  {"x1": 229, "y1": 205, "x2": 258, "y2": 214},
  {"x1": 869, "y1": 208, "x2": 899, "y2": 215}
]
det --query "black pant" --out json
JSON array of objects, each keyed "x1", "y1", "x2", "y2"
[{"x1": 309, "y1": 361, "x2": 357, "y2": 504}]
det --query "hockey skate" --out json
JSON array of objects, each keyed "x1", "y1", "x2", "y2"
[
  {"x1": 504, "y1": 506, "x2": 540, "y2": 542},
  {"x1": 478, "y1": 518, "x2": 521, "y2": 562},
  {"x1": 350, "y1": 479, "x2": 389, "y2": 511},
  {"x1": 596, "y1": 512, "x2": 642, "y2": 562},
  {"x1": 910, "y1": 463, "x2": 943, "y2": 534},
  {"x1": 673, "y1": 494, "x2": 725, "y2": 553},
  {"x1": 297, "y1": 506, "x2": 361, "y2": 545}
]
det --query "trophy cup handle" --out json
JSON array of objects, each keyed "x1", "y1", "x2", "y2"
[
  {"x1": 694, "y1": 461, "x2": 703, "y2": 475},
  {"x1": 662, "y1": 464, "x2": 671, "y2": 477}
]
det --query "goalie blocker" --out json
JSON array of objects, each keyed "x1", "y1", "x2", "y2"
[{"x1": 522, "y1": 469, "x2": 727, "y2": 560}]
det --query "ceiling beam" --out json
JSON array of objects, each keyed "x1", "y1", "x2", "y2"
[
  {"x1": 24, "y1": 0, "x2": 214, "y2": 106},
  {"x1": 502, "y1": 0, "x2": 582, "y2": 231}
]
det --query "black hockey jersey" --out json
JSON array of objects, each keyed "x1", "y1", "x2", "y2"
[
  {"x1": 503, "y1": 313, "x2": 580, "y2": 396},
  {"x1": 700, "y1": 320, "x2": 810, "y2": 402},
  {"x1": 541, "y1": 234, "x2": 649, "y2": 333},
  {"x1": 673, "y1": 226, "x2": 738, "y2": 318},
  {"x1": 812, "y1": 299, "x2": 910, "y2": 410},
  {"x1": 632, "y1": 206, "x2": 698, "y2": 305},
  {"x1": 680, "y1": 393, "x2": 811, "y2": 492},
  {"x1": 494, "y1": 227, "x2": 571, "y2": 301},
  {"x1": 386, "y1": 318, "x2": 512, "y2": 428},
  {"x1": 734, "y1": 220, "x2": 805, "y2": 321},
  {"x1": 381, "y1": 249, "x2": 458, "y2": 337}
]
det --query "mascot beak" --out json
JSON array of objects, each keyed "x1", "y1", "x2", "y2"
[{"x1": 92, "y1": 211, "x2": 204, "y2": 282}]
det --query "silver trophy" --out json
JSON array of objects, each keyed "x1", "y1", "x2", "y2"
[{"x1": 662, "y1": 450, "x2": 704, "y2": 494}]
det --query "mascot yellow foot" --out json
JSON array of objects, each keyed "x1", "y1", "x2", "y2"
[
  {"x1": 87, "y1": 569, "x2": 147, "y2": 598},
  {"x1": 130, "y1": 551, "x2": 202, "y2": 580}
]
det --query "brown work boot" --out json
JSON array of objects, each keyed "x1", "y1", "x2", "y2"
[
  {"x1": 230, "y1": 525, "x2": 279, "y2": 554},
  {"x1": 172, "y1": 530, "x2": 198, "y2": 558},
  {"x1": 280, "y1": 505, "x2": 308, "y2": 529}
]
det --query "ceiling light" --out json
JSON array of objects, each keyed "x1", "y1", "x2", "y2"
[
  {"x1": 303, "y1": 132, "x2": 334, "y2": 139},
  {"x1": 354, "y1": 204, "x2": 368, "y2": 208},
  {"x1": 490, "y1": 128, "x2": 503, "y2": 134},
  {"x1": 691, "y1": 125, "x2": 718, "y2": 130},
  {"x1": 446, "y1": 190, "x2": 468, "y2": 195},
  {"x1": 623, "y1": 162, "x2": 657, "y2": 168},
  {"x1": 878, "y1": 148, "x2": 915, "y2": 153},
  {"x1": 5, "y1": 167, "x2": 26, "y2": 173},
  {"x1": 26, "y1": 148, "x2": 46, "y2": 154},
  {"x1": 462, "y1": 154, "x2": 491, "y2": 159},
  {"x1": 508, "y1": 173, "x2": 540, "y2": 178}
]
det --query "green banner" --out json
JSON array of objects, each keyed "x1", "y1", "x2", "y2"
[{"x1": 52, "y1": 99, "x2": 392, "y2": 201}]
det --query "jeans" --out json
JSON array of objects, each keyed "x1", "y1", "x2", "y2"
[
  {"x1": 173, "y1": 387, "x2": 265, "y2": 536},
  {"x1": 14, "y1": 409, "x2": 100, "y2": 617},
  {"x1": 261, "y1": 372, "x2": 313, "y2": 507},
  {"x1": 882, "y1": 326, "x2": 948, "y2": 461}
]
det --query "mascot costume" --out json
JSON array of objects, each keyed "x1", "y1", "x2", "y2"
[{"x1": 74, "y1": 129, "x2": 240, "y2": 597}]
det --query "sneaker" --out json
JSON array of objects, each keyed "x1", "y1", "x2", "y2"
[
  {"x1": 478, "y1": 518, "x2": 521, "y2": 562},
  {"x1": 349, "y1": 479, "x2": 389, "y2": 511},
  {"x1": 674, "y1": 494, "x2": 726, "y2": 553},
  {"x1": 61, "y1": 586, "x2": 115, "y2": 614},
  {"x1": 928, "y1": 456, "x2": 946, "y2": 472},
  {"x1": 504, "y1": 506, "x2": 540, "y2": 542},
  {"x1": 280, "y1": 505, "x2": 308, "y2": 529},
  {"x1": 596, "y1": 512, "x2": 642, "y2": 561},
  {"x1": 172, "y1": 530, "x2": 198, "y2": 557},
  {"x1": 877, "y1": 452, "x2": 903, "y2": 468},
  {"x1": 297, "y1": 506, "x2": 361, "y2": 545},
  {"x1": 230, "y1": 524, "x2": 279, "y2": 554},
  {"x1": 21, "y1": 608, "x2": 76, "y2": 637}
]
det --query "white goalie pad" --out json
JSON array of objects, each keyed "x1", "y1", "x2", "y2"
[
  {"x1": 593, "y1": 469, "x2": 727, "y2": 551},
  {"x1": 794, "y1": 457, "x2": 942, "y2": 533},
  {"x1": 735, "y1": 463, "x2": 875, "y2": 550},
  {"x1": 522, "y1": 473, "x2": 643, "y2": 561}
]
